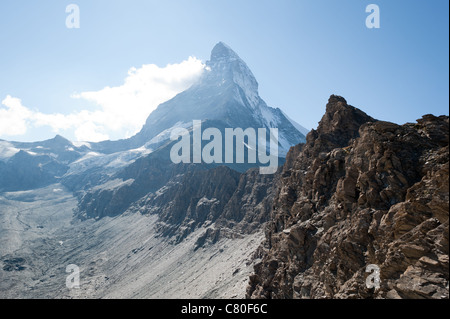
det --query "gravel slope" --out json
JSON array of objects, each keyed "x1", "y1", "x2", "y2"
[{"x1": 0, "y1": 184, "x2": 262, "y2": 299}]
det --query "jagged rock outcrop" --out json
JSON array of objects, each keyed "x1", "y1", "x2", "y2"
[
  {"x1": 193, "y1": 167, "x2": 279, "y2": 248},
  {"x1": 134, "y1": 165, "x2": 242, "y2": 243},
  {"x1": 124, "y1": 165, "x2": 277, "y2": 246},
  {"x1": 247, "y1": 95, "x2": 449, "y2": 299}
]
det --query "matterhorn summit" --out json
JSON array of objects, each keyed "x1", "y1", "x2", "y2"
[{"x1": 133, "y1": 42, "x2": 306, "y2": 156}]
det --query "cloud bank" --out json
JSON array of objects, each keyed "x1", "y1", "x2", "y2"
[{"x1": 0, "y1": 57, "x2": 205, "y2": 142}]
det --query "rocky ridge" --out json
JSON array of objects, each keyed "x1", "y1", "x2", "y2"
[{"x1": 247, "y1": 95, "x2": 449, "y2": 299}]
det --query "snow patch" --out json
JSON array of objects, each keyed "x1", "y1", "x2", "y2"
[
  {"x1": 73, "y1": 151, "x2": 102, "y2": 163},
  {"x1": 68, "y1": 147, "x2": 152, "y2": 176},
  {"x1": 145, "y1": 121, "x2": 191, "y2": 148},
  {"x1": 259, "y1": 106, "x2": 279, "y2": 128},
  {"x1": 72, "y1": 141, "x2": 92, "y2": 148},
  {"x1": 0, "y1": 141, "x2": 20, "y2": 161}
]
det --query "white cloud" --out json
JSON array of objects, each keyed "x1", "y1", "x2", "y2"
[
  {"x1": 72, "y1": 56, "x2": 206, "y2": 135},
  {"x1": 0, "y1": 95, "x2": 33, "y2": 136},
  {"x1": 0, "y1": 57, "x2": 205, "y2": 142},
  {"x1": 0, "y1": 96, "x2": 109, "y2": 142},
  {"x1": 74, "y1": 122, "x2": 109, "y2": 142}
]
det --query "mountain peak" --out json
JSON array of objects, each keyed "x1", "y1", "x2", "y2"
[
  {"x1": 205, "y1": 42, "x2": 260, "y2": 109},
  {"x1": 53, "y1": 134, "x2": 70, "y2": 142},
  {"x1": 118, "y1": 41, "x2": 306, "y2": 155},
  {"x1": 312, "y1": 95, "x2": 376, "y2": 147},
  {"x1": 210, "y1": 42, "x2": 240, "y2": 62}
]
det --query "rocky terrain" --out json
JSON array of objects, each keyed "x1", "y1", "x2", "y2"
[
  {"x1": 0, "y1": 183, "x2": 266, "y2": 299},
  {"x1": 1, "y1": 95, "x2": 448, "y2": 299},
  {"x1": 247, "y1": 95, "x2": 449, "y2": 299},
  {"x1": 1, "y1": 43, "x2": 447, "y2": 300}
]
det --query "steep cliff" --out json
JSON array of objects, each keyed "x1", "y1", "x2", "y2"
[{"x1": 247, "y1": 95, "x2": 449, "y2": 299}]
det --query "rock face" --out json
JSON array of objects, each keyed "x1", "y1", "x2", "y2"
[
  {"x1": 247, "y1": 95, "x2": 449, "y2": 299},
  {"x1": 75, "y1": 135, "x2": 278, "y2": 245},
  {"x1": 98, "y1": 163, "x2": 277, "y2": 247}
]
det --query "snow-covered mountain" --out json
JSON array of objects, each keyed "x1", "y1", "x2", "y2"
[
  {"x1": 0, "y1": 42, "x2": 307, "y2": 191},
  {"x1": 65, "y1": 43, "x2": 308, "y2": 224},
  {"x1": 93, "y1": 42, "x2": 306, "y2": 155}
]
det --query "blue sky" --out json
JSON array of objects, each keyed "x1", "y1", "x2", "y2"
[{"x1": 0, "y1": 0, "x2": 448, "y2": 142}]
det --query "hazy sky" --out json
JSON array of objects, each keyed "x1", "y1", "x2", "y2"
[{"x1": 0, "y1": 0, "x2": 448, "y2": 142}]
